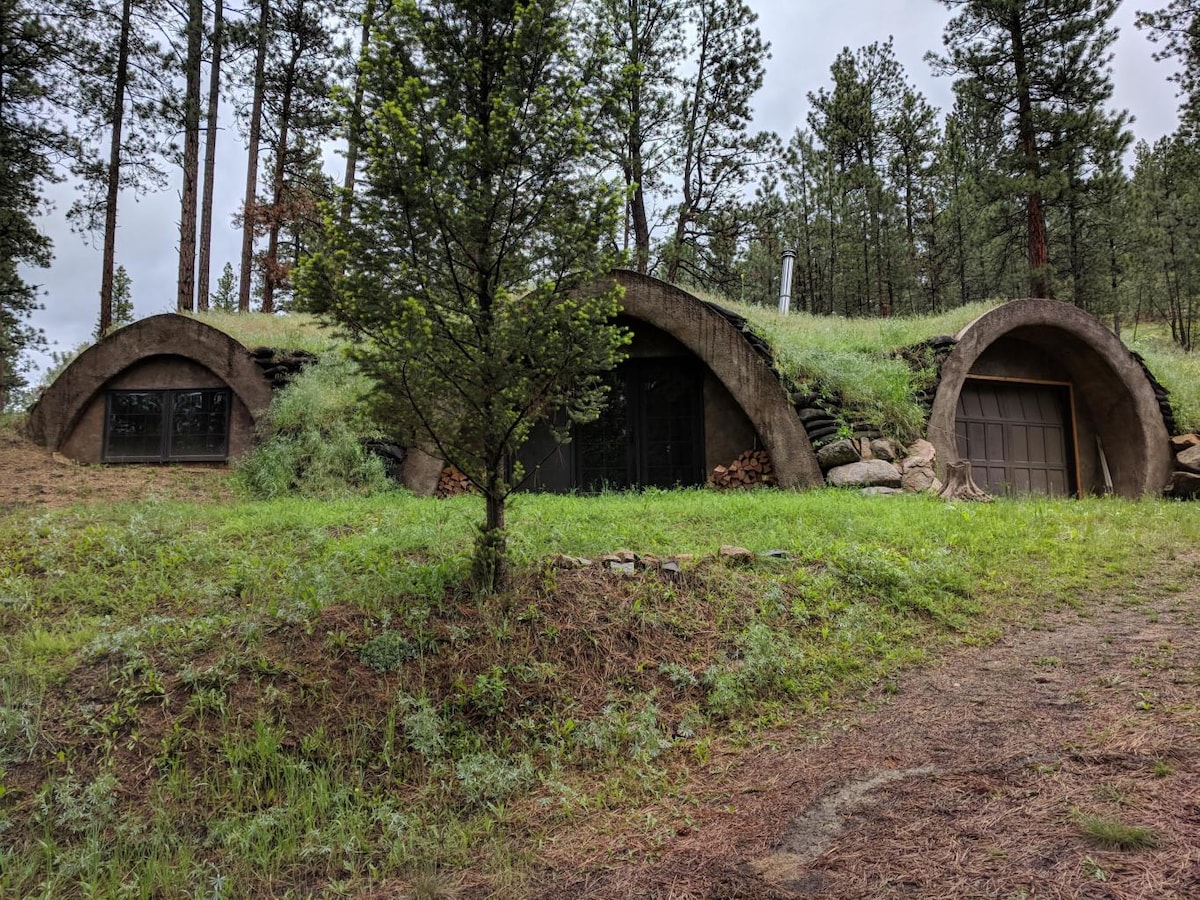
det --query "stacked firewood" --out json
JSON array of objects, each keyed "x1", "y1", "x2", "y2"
[
  {"x1": 435, "y1": 466, "x2": 474, "y2": 498},
  {"x1": 709, "y1": 449, "x2": 776, "y2": 489}
]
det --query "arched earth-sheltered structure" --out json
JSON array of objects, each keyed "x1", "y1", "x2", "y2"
[
  {"x1": 927, "y1": 299, "x2": 1173, "y2": 498},
  {"x1": 513, "y1": 270, "x2": 822, "y2": 494},
  {"x1": 28, "y1": 315, "x2": 273, "y2": 464}
]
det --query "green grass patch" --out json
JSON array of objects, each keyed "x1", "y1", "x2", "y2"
[
  {"x1": 1075, "y1": 811, "x2": 1161, "y2": 850},
  {"x1": 1127, "y1": 325, "x2": 1200, "y2": 434},
  {"x1": 189, "y1": 309, "x2": 341, "y2": 354},
  {"x1": 1, "y1": 490, "x2": 1198, "y2": 894},
  {"x1": 694, "y1": 297, "x2": 1000, "y2": 441}
]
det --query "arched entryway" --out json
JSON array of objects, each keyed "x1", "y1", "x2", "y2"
[
  {"x1": 28, "y1": 315, "x2": 273, "y2": 465},
  {"x1": 928, "y1": 300, "x2": 1173, "y2": 498},
  {"x1": 515, "y1": 271, "x2": 822, "y2": 493}
]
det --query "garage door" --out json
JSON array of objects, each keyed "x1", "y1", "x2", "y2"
[{"x1": 955, "y1": 379, "x2": 1074, "y2": 497}]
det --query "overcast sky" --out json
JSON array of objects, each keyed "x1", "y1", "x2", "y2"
[{"x1": 23, "y1": 0, "x2": 1181, "y2": 379}]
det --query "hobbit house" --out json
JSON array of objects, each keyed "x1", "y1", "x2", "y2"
[{"x1": 27, "y1": 277, "x2": 1188, "y2": 500}]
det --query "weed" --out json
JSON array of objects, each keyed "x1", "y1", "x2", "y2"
[
  {"x1": 360, "y1": 631, "x2": 419, "y2": 673},
  {"x1": 1075, "y1": 811, "x2": 1160, "y2": 850},
  {"x1": 1150, "y1": 759, "x2": 1174, "y2": 777}
]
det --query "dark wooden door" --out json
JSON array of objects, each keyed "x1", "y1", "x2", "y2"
[
  {"x1": 576, "y1": 358, "x2": 705, "y2": 491},
  {"x1": 955, "y1": 379, "x2": 1074, "y2": 497}
]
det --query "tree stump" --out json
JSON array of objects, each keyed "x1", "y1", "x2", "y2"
[{"x1": 937, "y1": 461, "x2": 993, "y2": 502}]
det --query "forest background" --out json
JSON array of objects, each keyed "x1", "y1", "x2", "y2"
[{"x1": 3, "y1": 0, "x2": 1198, "y2": 402}]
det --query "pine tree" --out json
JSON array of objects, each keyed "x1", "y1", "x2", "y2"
[
  {"x1": 1137, "y1": 1, "x2": 1200, "y2": 134},
  {"x1": 94, "y1": 265, "x2": 134, "y2": 338},
  {"x1": 211, "y1": 261, "x2": 237, "y2": 310},
  {"x1": 256, "y1": 0, "x2": 340, "y2": 314},
  {"x1": 931, "y1": 0, "x2": 1128, "y2": 299},
  {"x1": 300, "y1": 0, "x2": 626, "y2": 592},
  {"x1": 663, "y1": 0, "x2": 770, "y2": 289},
  {"x1": 0, "y1": 0, "x2": 66, "y2": 408},
  {"x1": 586, "y1": 0, "x2": 685, "y2": 273},
  {"x1": 65, "y1": 0, "x2": 169, "y2": 337}
]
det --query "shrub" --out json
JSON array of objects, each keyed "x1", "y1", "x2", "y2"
[{"x1": 236, "y1": 355, "x2": 393, "y2": 498}]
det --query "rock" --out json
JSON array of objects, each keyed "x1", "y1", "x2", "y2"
[
  {"x1": 1170, "y1": 433, "x2": 1200, "y2": 452},
  {"x1": 827, "y1": 460, "x2": 902, "y2": 489},
  {"x1": 601, "y1": 549, "x2": 638, "y2": 564},
  {"x1": 816, "y1": 439, "x2": 860, "y2": 470},
  {"x1": 1177, "y1": 444, "x2": 1200, "y2": 474},
  {"x1": 608, "y1": 561, "x2": 636, "y2": 574},
  {"x1": 549, "y1": 554, "x2": 592, "y2": 569},
  {"x1": 900, "y1": 439, "x2": 936, "y2": 469},
  {"x1": 858, "y1": 437, "x2": 874, "y2": 460},
  {"x1": 870, "y1": 439, "x2": 902, "y2": 462},
  {"x1": 661, "y1": 561, "x2": 682, "y2": 575},
  {"x1": 719, "y1": 545, "x2": 755, "y2": 564},
  {"x1": 861, "y1": 486, "x2": 903, "y2": 496},
  {"x1": 637, "y1": 554, "x2": 661, "y2": 570},
  {"x1": 759, "y1": 549, "x2": 791, "y2": 559},
  {"x1": 901, "y1": 464, "x2": 938, "y2": 494},
  {"x1": 1171, "y1": 470, "x2": 1200, "y2": 497}
]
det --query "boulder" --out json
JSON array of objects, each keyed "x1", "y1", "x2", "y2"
[
  {"x1": 861, "y1": 486, "x2": 903, "y2": 497},
  {"x1": 901, "y1": 464, "x2": 939, "y2": 494},
  {"x1": 870, "y1": 438, "x2": 902, "y2": 462},
  {"x1": 1170, "y1": 433, "x2": 1200, "y2": 452},
  {"x1": 1171, "y1": 470, "x2": 1200, "y2": 497},
  {"x1": 1177, "y1": 444, "x2": 1200, "y2": 474},
  {"x1": 900, "y1": 439, "x2": 936, "y2": 469},
  {"x1": 827, "y1": 460, "x2": 902, "y2": 489},
  {"x1": 816, "y1": 439, "x2": 860, "y2": 470}
]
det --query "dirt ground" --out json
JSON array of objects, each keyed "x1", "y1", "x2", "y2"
[
  {"x1": 545, "y1": 568, "x2": 1200, "y2": 899},
  {"x1": 3, "y1": 432, "x2": 1196, "y2": 898},
  {"x1": 0, "y1": 428, "x2": 234, "y2": 509}
]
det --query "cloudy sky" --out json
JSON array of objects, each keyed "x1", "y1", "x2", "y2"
[{"x1": 24, "y1": 0, "x2": 1181, "y2": 378}]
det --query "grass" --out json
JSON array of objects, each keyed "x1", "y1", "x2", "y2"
[
  {"x1": 1, "y1": 487, "x2": 1198, "y2": 894},
  {"x1": 187, "y1": 309, "x2": 341, "y2": 354},
  {"x1": 1075, "y1": 812, "x2": 1161, "y2": 850},
  {"x1": 1126, "y1": 324, "x2": 1200, "y2": 434}
]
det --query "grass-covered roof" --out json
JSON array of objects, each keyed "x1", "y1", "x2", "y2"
[{"x1": 188, "y1": 292, "x2": 1200, "y2": 438}]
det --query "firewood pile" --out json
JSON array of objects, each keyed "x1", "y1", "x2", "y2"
[
  {"x1": 709, "y1": 449, "x2": 776, "y2": 489},
  {"x1": 435, "y1": 466, "x2": 474, "y2": 498}
]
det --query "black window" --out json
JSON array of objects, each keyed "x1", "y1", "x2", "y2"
[{"x1": 105, "y1": 389, "x2": 231, "y2": 462}]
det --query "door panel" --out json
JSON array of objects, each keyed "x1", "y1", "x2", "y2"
[{"x1": 955, "y1": 380, "x2": 1074, "y2": 497}]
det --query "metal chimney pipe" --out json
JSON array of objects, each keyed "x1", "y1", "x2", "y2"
[{"x1": 778, "y1": 249, "x2": 796, "y2": 315}]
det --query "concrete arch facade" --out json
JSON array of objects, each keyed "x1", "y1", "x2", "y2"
[
  {"x1": 607, "y1": 270, "x2": 822, "y2": 489},
  {"x1": 928, "y1": 299, "x2": 1173, "y2": 498},
  {"x1": 28, "y1": 315, "x2": 273, "y2": 463}
]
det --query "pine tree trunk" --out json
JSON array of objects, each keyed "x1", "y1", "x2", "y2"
[
  {"x1": 261, "y1": 61, "x2": 296, "y2": 315},
  {"x1": 197, "y1": 0, "x2": 223, "y2": 312},
  {"x1": 341, "y1": 0, "x2": 374, "y2": 224},
  {"x1": 239, "y1": 0, "x2": 269, "y2": 312},
  {"x1": 472, "y1": 488, "x2": 508, "y2": 594},
  {"x1": 176, "y1": 0, "x2": 204, "y2": 313},
  {"x1": 99, "y1": 0, "x2": 133, "y2": 337},
  {"x1": 1010, "y1": 9, "x2": 1050, "y2": 299}
]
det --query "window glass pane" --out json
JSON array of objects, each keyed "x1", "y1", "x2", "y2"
[
  {"x1": 106, "y1": 392, "x2": 164, "y2": 460},
  {"x1": 169, "y1": 390, "x2": 230, "y2": 459}
]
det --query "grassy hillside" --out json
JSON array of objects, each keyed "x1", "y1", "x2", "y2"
[{"x1": 2, "y1": 488, "x2": 1197, "y2": 896}]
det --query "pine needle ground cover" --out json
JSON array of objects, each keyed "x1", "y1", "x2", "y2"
[{"x1": 1, "y1": 489, "x2": 1197, "y2": 896}]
